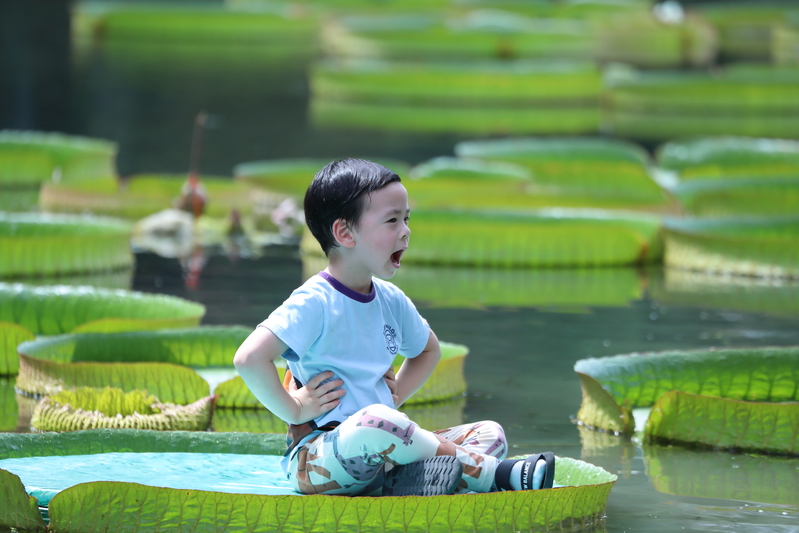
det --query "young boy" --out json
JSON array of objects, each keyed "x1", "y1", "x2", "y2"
[{"x1": 234, "y1": 158, "x2": 554, "y2": 496}]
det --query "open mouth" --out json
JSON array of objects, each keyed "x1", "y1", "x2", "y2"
[{"x1": 391, "y1": 249, "x2": 404, "y2": 268}]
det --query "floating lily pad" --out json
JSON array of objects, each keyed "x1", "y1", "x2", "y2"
[
  {"x1": 0, "y1": 377, "x2": 17, "y2": 432},
  {"x1": 0, "y1": 468, "x2": 45, "y2": 532},
  {"x1": 346, "y1": 208, "x2": 661, "y2": 268},
  {"x1": 454, "y1": 137, "x2": 665, "y2": 203},
  {"x1": 215, "y1": 341, "x2": 468, "y2": 407},
  {"x1": 663, "y1": 215, "x2": 799, "y2": 278},
  {"x1": 0, "y1": 283, "x2": 205, "y2": 337},
  {"x1": 311, "y1": 99, "x2": 600, "y2": 134},
  {"x1": 311, "y1": 59, "x2": 601, "y2": 105},
  {"x1": 0, "y1": 429, "x2": 616, "y2": 533},
  {"x1": 390, "y1": 263, "x2": 643, "y2": 309},
  {"x1": 574, "y1": 346, "x2": 799, "y2": 454},
  {"x1": 656, "y1": 136, "x2": 799, "y2": 179},
  {"x1": 0, "y1": 213, "x2": 133, "y2": 278},
  {"x1": 40, "y1": 174, "x2": 259, "y2": 219},
  {"x1": 31, "y1": 387, "x2": 216, "y2": 432},
  {"x1": 671, "y1": 176, "x2": 799, "y2": 216},
  {"x1": 606, "y1": 68, "x2": 799, "y2": 141},
  {"x1": 234, "y1": 158, "x2": 411, "y2": 198},
  {"x1": 0, "y1": 130, "x2": 117, "y2": 188}
]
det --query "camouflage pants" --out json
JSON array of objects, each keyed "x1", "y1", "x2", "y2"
[{"x1": 287, "y1": 403, "x2": 507, "y2": 495}]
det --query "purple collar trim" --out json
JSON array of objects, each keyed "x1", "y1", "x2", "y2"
[{"x1": 318, "y1": 271, "x2": 375, "y2": 303}]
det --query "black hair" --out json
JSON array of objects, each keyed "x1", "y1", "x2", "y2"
[{"x1": 304, "y1": 158, "x2": 401, "y2": 256}]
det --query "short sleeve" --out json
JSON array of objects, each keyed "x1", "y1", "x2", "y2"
[
  {"x1": 259, "y1": 287, "x2": 324, "y2": 362},
  {"x1": 397, "y1": 291, "x2": 430, "y2": 359}
]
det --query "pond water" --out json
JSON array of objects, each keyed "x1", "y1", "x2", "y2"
[{"x1": 126, "y1": 250, "x2": 799, "y2": 532}]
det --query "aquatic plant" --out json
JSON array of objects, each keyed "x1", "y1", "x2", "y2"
[
  {"x1": 574, "y1": 346, "x2": 799, "y2": 454},
  {"x1": 0, "y1": 213, "x2": 133, "y2": 279},
  {"x1": 671, "y1": 175, "x2": 799, "y2": 217},
  {"x1": 697, "y1": 3, "x2": 797, "y2": 61},
  {"x1": 0, "y1": 429, "x2": 617, "y2": 533},
  {"x1": 663, "y1": 216, "x2": 799, "y2": 278},
  {"x1": 406, "y1": 155, "x2": 669, "y2": 210},
  {"x1": 303, "y1": 208, "x2": 662, "y2": 268},
  {"x1": 656, "y1": 136, "x2": 799, "y2": 179},
  {"x1": 605, "y1": 66, "x2": 799, "y2": 140},
  {"x1": 40, "y1": 174, "x2": 260, "y2": 220},
  {"x1": 234, "y1": 158, "x2": 411, "y2": 198},
  {"x1": 454, "y1": 136, "x2": 665, "y2": 203},
  {"x1": 15, "y1": 327, "x2": 468, "y2": 408},
  {"x1": 31, "y1": 387, "x2": 216, "y2": 432},
  {"x1": 0, "y1": 283, "x2": 205, "y2": 336},
  {"x1": 0, "y1": 130, "x2": 117, "y2": 188}
]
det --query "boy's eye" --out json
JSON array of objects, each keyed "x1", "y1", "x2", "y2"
[
  {"x1": 387, "y1": 218, "x2": 397, "y2": 223},
  {"x1": 404, "y1": 217, "x2": 410, "y2": 223}
]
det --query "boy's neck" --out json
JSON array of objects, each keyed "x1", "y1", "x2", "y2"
[{"x1": 324, "y1": 262, "x2": 373, "y2": 295}]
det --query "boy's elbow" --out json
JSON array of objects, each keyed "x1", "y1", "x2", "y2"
[{"x1": 233, "y1": 347, "x2": 252, "y2": 369}]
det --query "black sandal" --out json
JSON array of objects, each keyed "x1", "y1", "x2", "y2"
[
  {"x1": 382, "y1": 456, "x2": 463, "y2": 496},
  {"x1": 520, "y1": 452, "x2": 555, "y2": 490}
]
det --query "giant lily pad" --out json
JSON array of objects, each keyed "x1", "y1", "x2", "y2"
[
  {"x1": 40, "y1": 174, "x2": 259, "y2": 220},
  {"x1": 0, "y1": 283, "x2": 205, "y2": 336},
  {"x1": 671, "y1": 176, "x2": 799, "y2": 216},
  {"x1": 311, "y1": 99, "x2": 600, "y2": 134},
  {"x1": 454, "y1": 137, "x2": 664, "y2": 203},
  {"x1": 0, "y1": 212, "x2": 133, "y2": 278},
  {"x1": 405, "y1": 156, "x2": 669, "y2": 211},
  {"x1": 663, "y1": 215, "x2": 799, "y2": 278},
  {"x1": 656, "y1": 136, "x2": 799, "y2": 179},
  {"x1": 234, "y1": 158, "x2": 411, "y2": 199},
  {"x1": 605, "y1": 68, "x2": 799, "y2": 141},
  {"x1": 31, "y1": 387, "x2": 216, "y2": 432},
  {"x1": 0, "y1": 429, "x2": 616, "y2": 533},
  {"x1": 311, "y1": 59, "x2": 601, "y2": 105},
  {"x1": 16, "y1": 327, "x2": 467, "y2": 409},
  {"x1": 0, "y1": 377, "x2": 18, "y2": 432},
  {"x1": 0, "y1": 129, "x2": 117, "y2": 188},
  {"x1": 303, "y1": 208, "x2": 662, "y2": 268},
  {"x1": 215, "y1": 341, "x2": 468, "y2": 408},
  {"x1": 326, "y1": 12, "x2": 597, "y2": 61},
  {"x1": 574, "y1": 346, "x2": 799, "y2": 454},
  {"x1": 389, "y1": 263, "x2": 643, "y2": 309}
]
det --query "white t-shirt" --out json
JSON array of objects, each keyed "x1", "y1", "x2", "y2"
[{"x1": 260, "y1": 271, "x2": 430, "y2": 428}]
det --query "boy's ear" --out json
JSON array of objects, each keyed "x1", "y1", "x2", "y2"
[{"x1": 332, "y1": 218, "x2": 356, "y2": 248}]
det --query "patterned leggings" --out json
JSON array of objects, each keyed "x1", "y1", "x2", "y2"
[{"x1": 286, "y1": 403, "x2": 508, "y2": 495}]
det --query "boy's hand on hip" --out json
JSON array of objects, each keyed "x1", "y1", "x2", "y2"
[
  {"x1": 384, "y1": 368, "x2": 399, "y2": 407},
  {"x1": 290, "y1": 371, "x2": 345, "y2": 423}
]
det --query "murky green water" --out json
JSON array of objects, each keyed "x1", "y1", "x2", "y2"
[{"x1": 123, "y1": 250, "x2": 799, "y2": 532}]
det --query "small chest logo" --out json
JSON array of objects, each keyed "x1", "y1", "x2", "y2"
[{"x1": 383, "y1": 325, "x2": 398, "y2": 355}]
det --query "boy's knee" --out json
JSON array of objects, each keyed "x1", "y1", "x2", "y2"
[{"x1": 361, "y1": 403, "x2": 407, "y2": 422}]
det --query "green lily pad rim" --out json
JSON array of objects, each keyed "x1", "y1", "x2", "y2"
[
  {"x1": 663, "y1": 215, "x2": 799, "y2": 241},
  {"x1": 234, "y1": 157, "x2": 411, "y2": 179},
  {"x1": 0, "y1": 129, "x2": 117, "y2": 155},
  {"x1": 655, "y1": 135, "x2": 799, "y2": 170},
  {"x1": 672, "y1": 175, "x2": 799, "y2": 195},
  {"x1": 313, "y1": 57, "x2": 600, "y2": 75},
  {"x1": 408, "y1": 156, "x2": 532, "y2": 181}
]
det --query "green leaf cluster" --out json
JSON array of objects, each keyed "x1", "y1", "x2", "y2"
[{"x1": 574, "y1": 346, "x2": 799, "y2": 454}]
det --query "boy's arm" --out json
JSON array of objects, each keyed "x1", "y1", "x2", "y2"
[
  {"x1": 394, "y1": 329, "x2": 441, "y2": 407},
  {"x1": 233, "y1": 327, "x2": 345, "y2": 425}
]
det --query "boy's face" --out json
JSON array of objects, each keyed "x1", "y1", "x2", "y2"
[{"x1": 350, "y1": 181, "x2": 411, "y2": 280}]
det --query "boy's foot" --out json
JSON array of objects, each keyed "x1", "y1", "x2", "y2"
[
  {"x1": 382, "y1": 456, "x2": 463, "y2": 496},
  {"x1": 495, "y1": 452, "x2": 556, "y2": 491}
]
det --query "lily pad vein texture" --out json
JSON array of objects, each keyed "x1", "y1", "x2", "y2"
[
  {"x1": 0, "y1": 430, "x2": 615, "y2": 533},
  {"x1": 574, "y1": 346, "x2": 799, "y2": 454}
]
